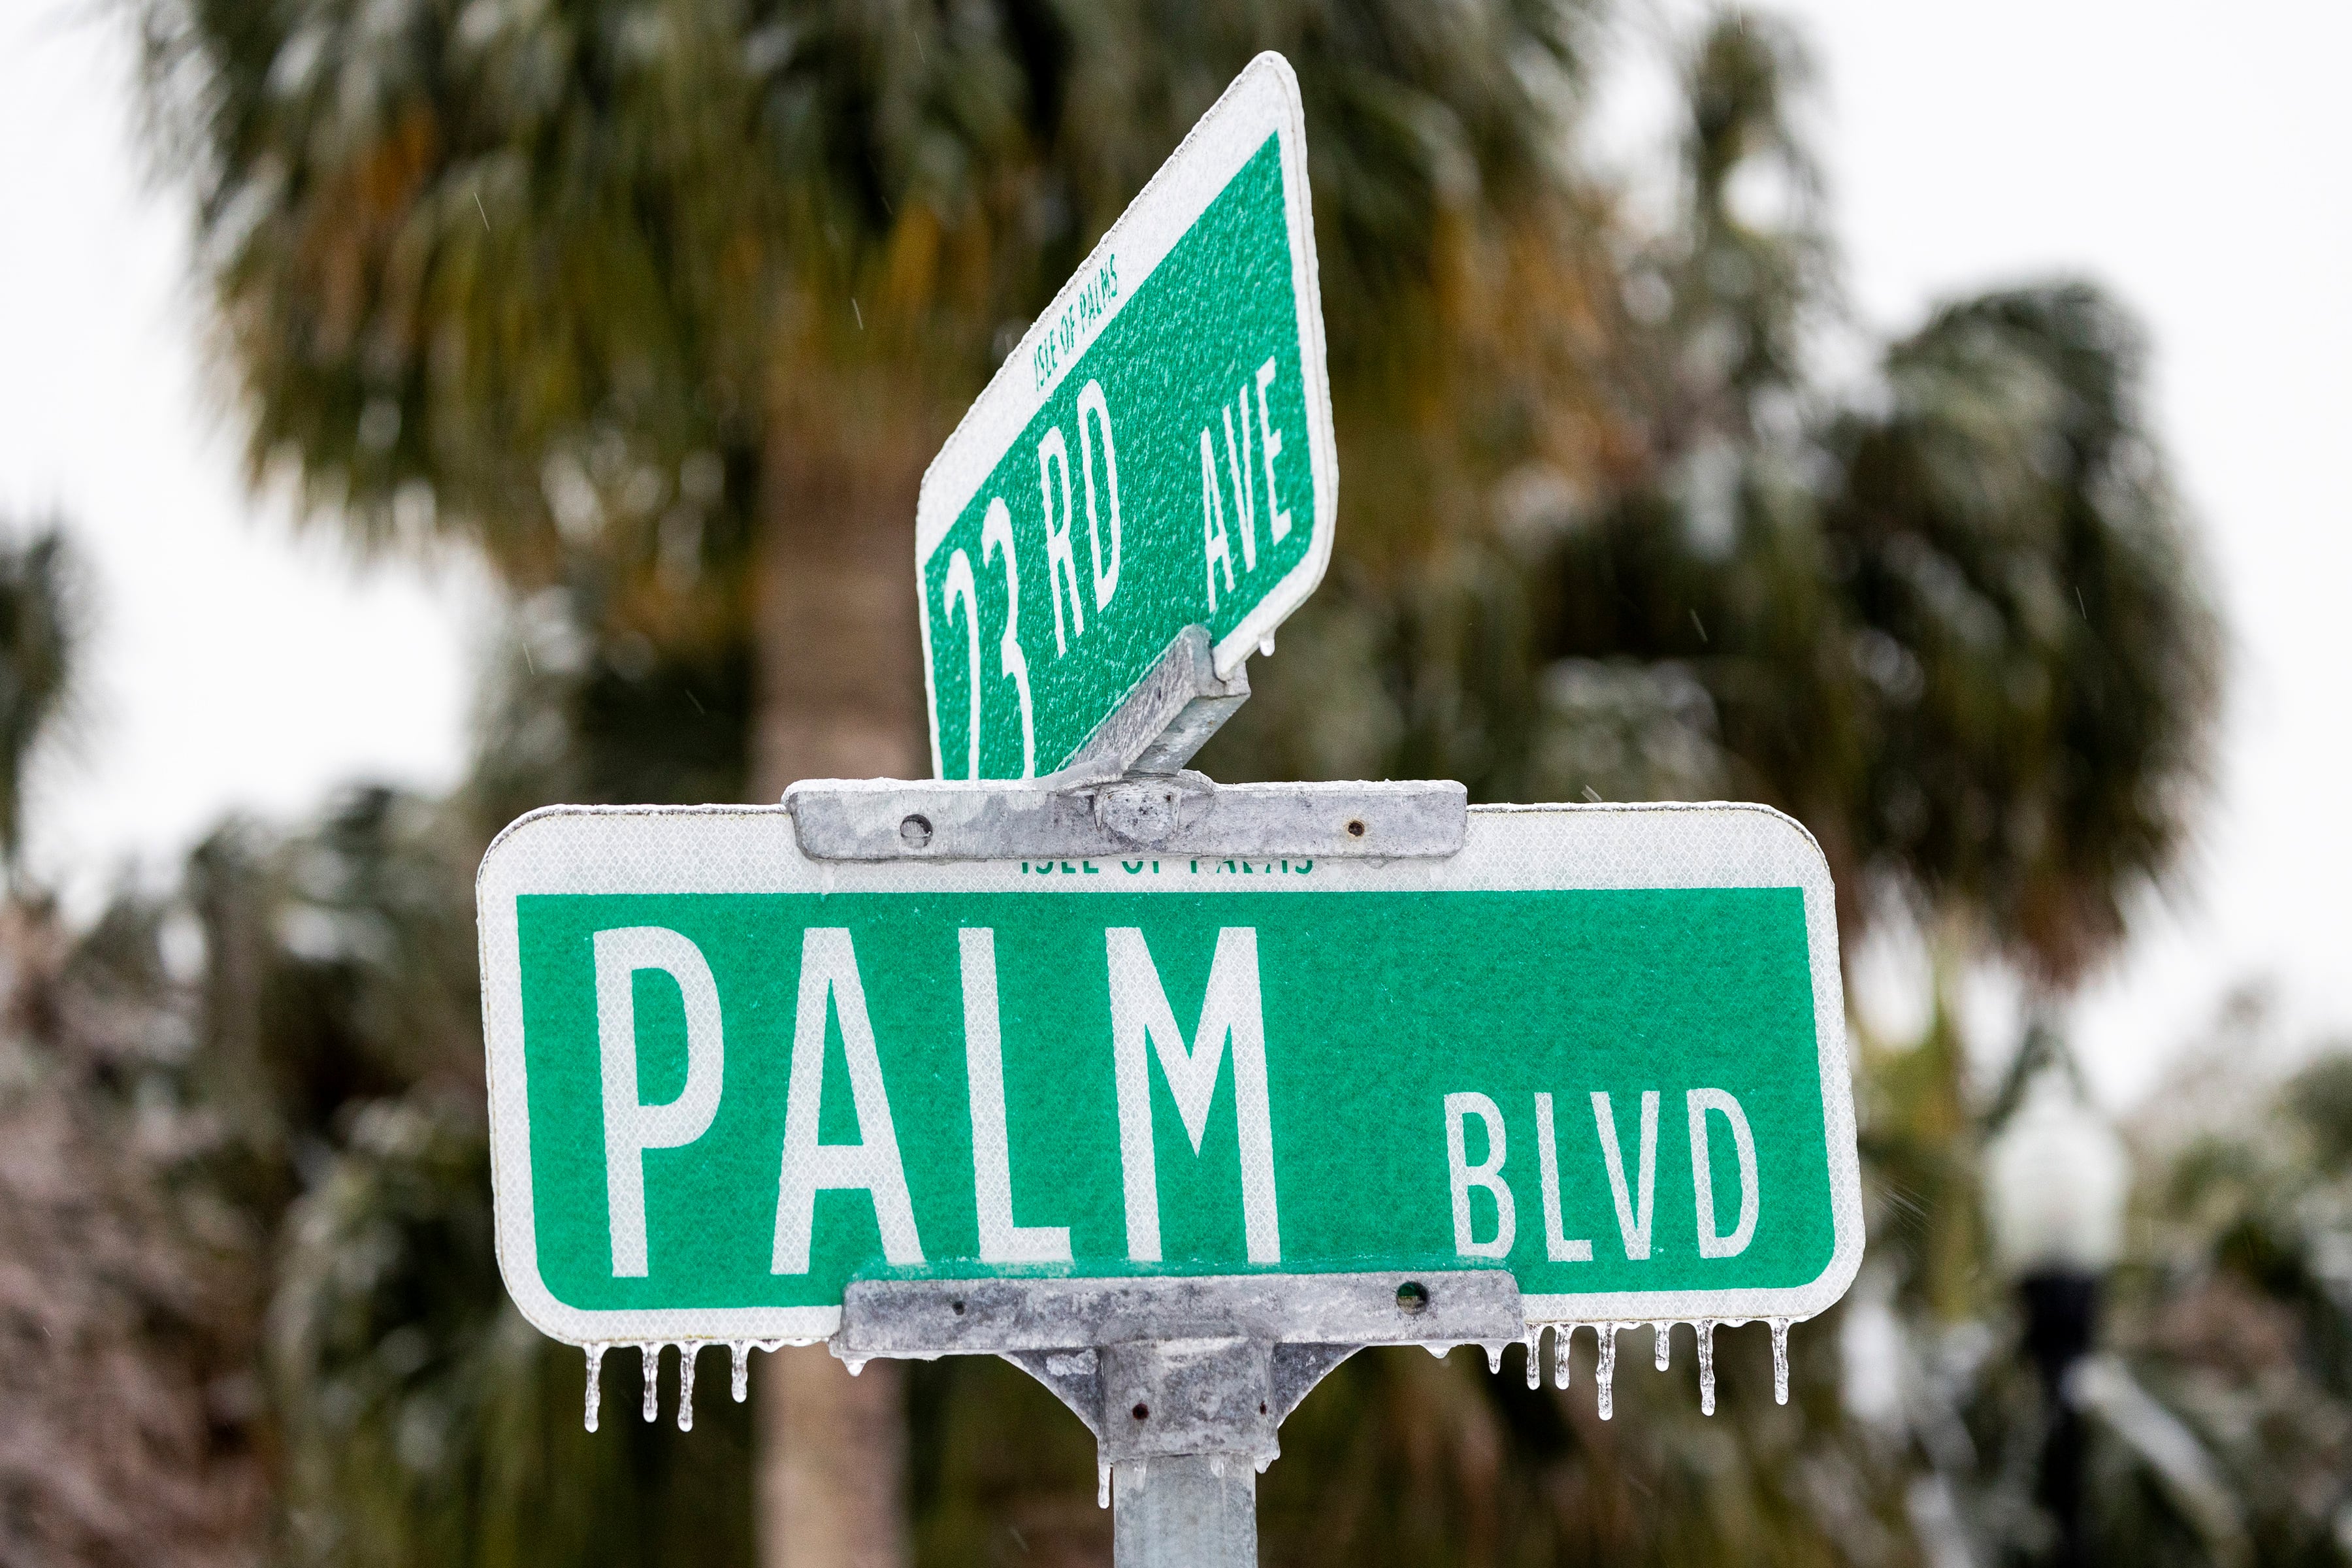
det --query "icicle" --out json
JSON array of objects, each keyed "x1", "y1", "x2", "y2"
[
  {"x1": 730, "y1": 1341, "x2": 752, "y2": 1403},
  {"x1": 678, "y1": 1344, "x2": 699, "y2": 1432},
  {"x1": 1098, "y1": 1461, "x2": 1111, "y2": 1510},
  {"x1": 1654, "y1": 1321, "x2": 1672, "y2": 1371},
  {"x1": 1484, "y1": 1343, "x2": 1503, "y2": 1375},
  {"x1": 1254, "y1": 1456, "x2": 1270, "y2": 1475},
  {"x1": 1596, "y1": 1324, "x2": 1619, "y2": 1420},
  {"x1": 584, "y1": 1343, "x2": 608, "y2": 1433},
  {"x1": 1697, "y1": 1320, "x2": 1717, "y2": 1416},
  {"x1": 1553, "y1": 1324, "x2": 1573, "y2": 1390},
  {"x1": 1771, "y1": 1318, "x2": 1791, "y2": 1405},
  {"x1": 1524, "y1": 1327, "x2": 1543, "y2": 1390},
  {"x1": 1426, "y1": 1343, "x2": 1453, "y2": 1360},
  {"x1": 843, "y1": 1357, "x2": 867, "y2": 1377},
  {"x1": 641, "y1": 1343, "x2": 661, "y2": 1423}
]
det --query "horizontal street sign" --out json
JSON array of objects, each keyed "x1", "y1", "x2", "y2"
[
  {"x1": 478, "y1": 802, "x2": 1862, "y2": 1350},
  {"x1": 915, "y1": 53, "x2": 1338, "y2": 781}
]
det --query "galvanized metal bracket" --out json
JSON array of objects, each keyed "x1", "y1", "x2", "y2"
[
  {"x1": 1048, "y1": 625, "x2": 1252, "y2": 785},
  {"x1": 834, "y1": 1271, "x2": 1522, "y2": 1469},
  {"x1": 787, "y1": 620, "x2": 1467, "y2": 862},
  {"x1": 787, "y1": 773, "x2": 1466, "y2": 861}
]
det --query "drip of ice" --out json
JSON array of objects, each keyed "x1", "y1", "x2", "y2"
[
  {"x1": 1770, "y1": 1318, "x2": 1791, "y2": 1405},
  {"x1": 1524, "y1": 1328, "x2": 1543, "y2": 1390},
  {"x1": 843, "y1": 1357, "x2": 867, "y2": 1378},
  {"x1": 678, "y1": 1343, "x2": 699, "y2": 1432},
  {"x1": 1484, "y1": 1343, "x2": 1503, "y2": 1375},
  {"x1": 1596, "y1": 1324, "x2": 1619, "y2": 1420},
  {"x1": 1254, "y1": 1456, "x2": 1269, "y2": 1475},
  {"x1": 1553, "y1": 1324, "x2": 1573, "y2": 1390},
  {"x1": 1426, "y1": 1343, "x2": 1452, "y2": 1360},
  {"x1": 1209, "y1": 1456, "x2": 1225, "y2": 1478},
  {"x1": 1696, "y1": 1320, "x2": 1717, "y2": 1416},
  {"x1": 731, "y1": 1341, "x2": 752, "y2": 1403},
  {"x1": 584, "y1": 1343, "x2": 608, "y2": 1433},
  {"x1": 1654, "y1": 1321, "x2": 1671, "y2": 1371},
  {"x1": 1098, "y1": 1461, "x2": 1111, "y2": 1510},
  {"x1": 641, "y1": 1343, "x2": 661, "y2": 1424}
]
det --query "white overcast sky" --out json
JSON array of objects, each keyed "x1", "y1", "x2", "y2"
[{"x1": 0, "y1": 1, "x2": 2344, "y2": 1105}]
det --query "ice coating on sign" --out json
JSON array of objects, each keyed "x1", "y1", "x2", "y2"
[
  {"x1": 584, "y1": 1343, "x2": 608, "y2": 1432},
  {"x1": 1697, "y1": 1320, "x2": 1718, "y2": 1416},
  {"x1": 1596, "y1": 1324, "x2": 1620, "y2": 1420},
  {"x1": 1771, "y1": 1317, "x2": 1791, "y2": 1405},
  {"x1": 678, "y1": 1343, "x2": 699, "y2": 1431}
]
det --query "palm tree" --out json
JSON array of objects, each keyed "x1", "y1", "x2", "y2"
[{"x1": 1215, "y1": 10, "x2": 2219, "y2": 987}]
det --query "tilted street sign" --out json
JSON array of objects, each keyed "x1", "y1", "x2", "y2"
[
  {"x1": 478, "y1": 799, "x2": 1862, "y2": 1437},
  {"x1": 915, "y1": 52, "x2": 1338, "y2": 784}
]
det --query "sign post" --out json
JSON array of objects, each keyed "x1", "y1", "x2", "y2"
[{"x1": 475, "y1": 51, "x2": 1864, "y2": 1568}]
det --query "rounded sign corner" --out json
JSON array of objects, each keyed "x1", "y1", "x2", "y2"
[{"x1": 478, "y1": 804, "x2": 580, "y2": 889}]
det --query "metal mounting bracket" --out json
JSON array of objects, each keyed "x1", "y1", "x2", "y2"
[
  {"x1": 834, "y1": 1271, "x2": 1522, "y2": 1471},
  {"x1": 1045, "y1": 625, "x2": 1252, "y2": 786},
  {"x1": 789, "y1": 621, "x2": 1467, "y2": 862},
  {"x1": 787, "y1": 773, "x2": 1467, "y2": 861}
]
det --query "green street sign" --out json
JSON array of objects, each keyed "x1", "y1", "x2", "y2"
[
  {"x1": 915, "y1": 54, "x2": 1338, "y2": 781},
  {"x1": 479, "y1": 804, "x2": 1863, "y2": 1352}
]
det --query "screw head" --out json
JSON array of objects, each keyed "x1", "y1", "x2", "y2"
[{"x1": 899, "y1": 813, "x2": 933, "y2": 847}]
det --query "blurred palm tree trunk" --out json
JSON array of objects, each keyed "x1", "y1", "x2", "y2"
[
  {"x1": 753, "y1": 376, "x2": 934, "y2": 790},
  {"x1": 749, "y1": 373, "x2": 934, "y2": 1568},
  {"x1": 760, "y1": 1352, "x2": 907, "y2": 1568}
]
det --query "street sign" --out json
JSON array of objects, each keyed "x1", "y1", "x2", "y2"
[
  {"x1": 478, "y1": 802, "x2": 1862, "y2": 1371},
  {"x1": 915, "y1": 52, "x2": 1338, "y2": 782}
]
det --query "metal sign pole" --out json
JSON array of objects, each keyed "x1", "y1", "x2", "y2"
[
  {"x1": 1115, "y1": 1456, "x2": 1255, "y2": 1568},
  {"x1": 833, "y1": 1273, "x2": 1521, "y2": 1568}
]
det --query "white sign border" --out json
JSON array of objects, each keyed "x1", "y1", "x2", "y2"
[
  {"x1": 913, "y1": 51, "x2": 1340, "y2": 778},
  {"x1": 478, "y1": 802, "x2": 1863, "y2": 1347}
]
